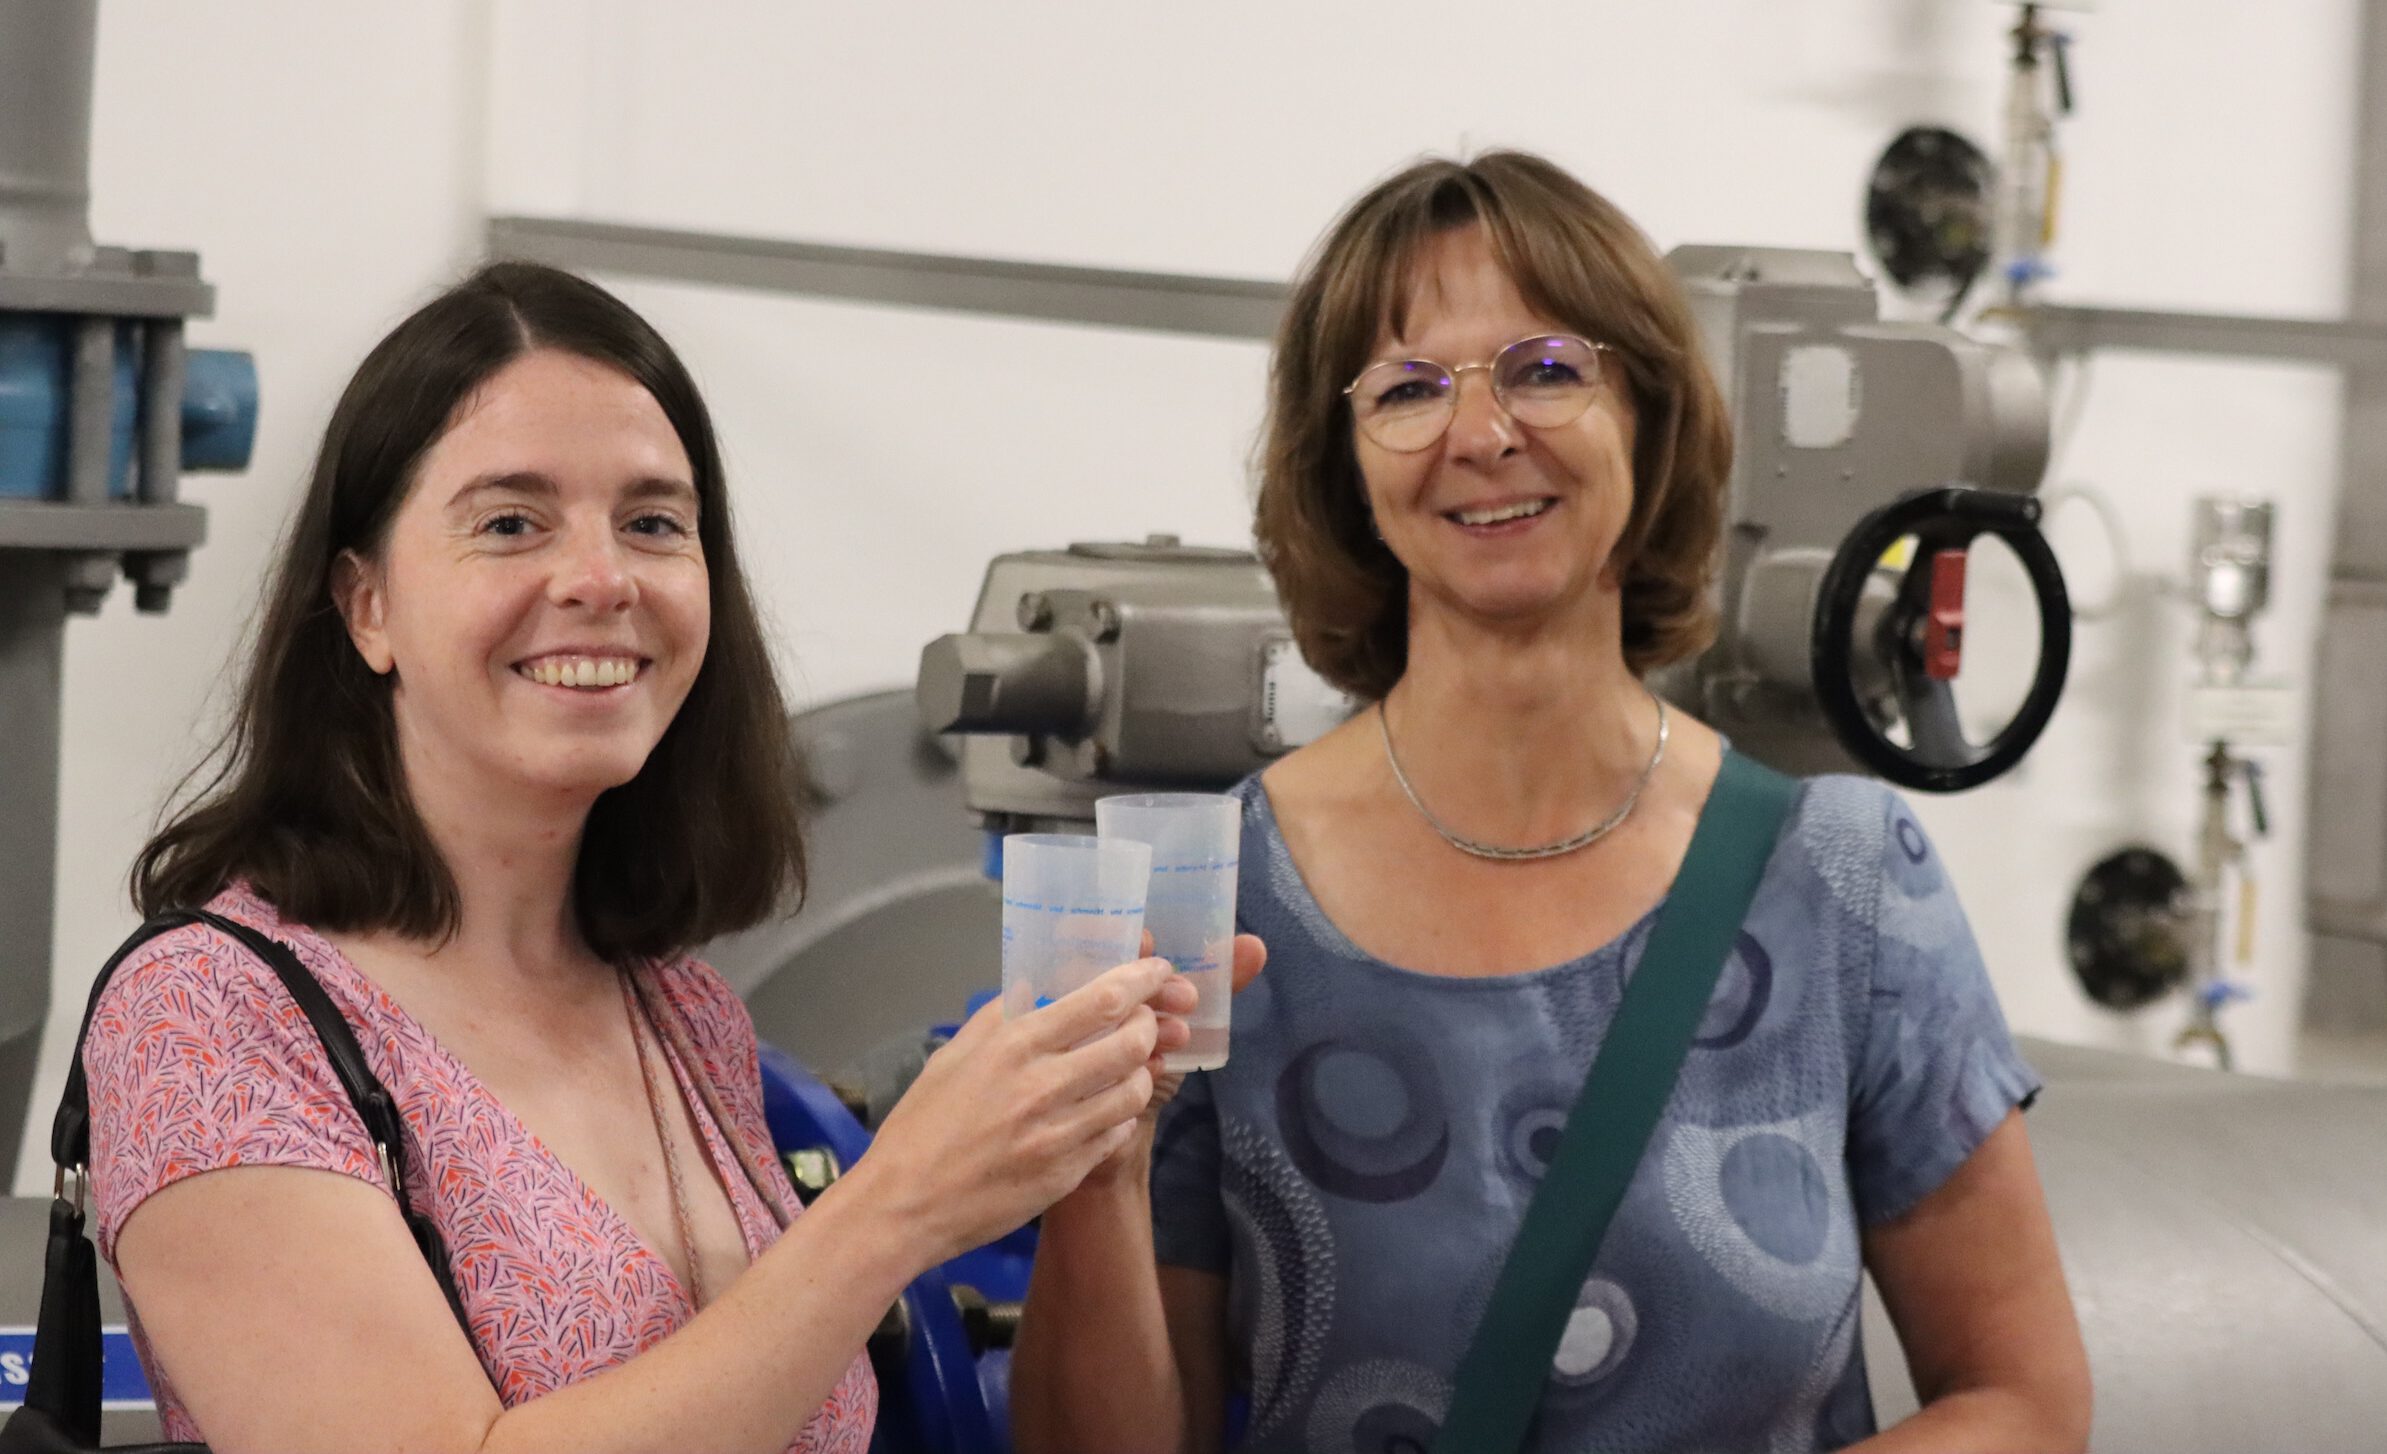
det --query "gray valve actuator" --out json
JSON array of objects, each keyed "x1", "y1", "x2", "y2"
[
  {"x1": 916, "y1": 537, "x2": 1353, "y2": 830},
  {"x1": 921, "y1": 247, "x2": 2071, "y2": 815}
]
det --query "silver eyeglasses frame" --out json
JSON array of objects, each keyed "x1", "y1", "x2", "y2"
[{"x1": 1341, "y1": 332, "x2": 1614, "y2": 453}]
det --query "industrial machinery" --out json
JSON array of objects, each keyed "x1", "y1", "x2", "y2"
[
  {"x1": 2065, "y1": 499, "x2": 2291, "y2": 1064},
  {"x1": 0, "y1": 0, "x2": 256, "y2": 1179},
  {"x1": 903, "y1": 245, "x2": 2075, "y2": 829},
  {"x1": 1667, "y1": 244, "x2": 2069, "y2": 792},
  {"x1": 0, "y1": 2, "x2": 256, "y2": 1438}
]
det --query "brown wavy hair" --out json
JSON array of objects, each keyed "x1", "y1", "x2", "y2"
[
  {"x1": 1254, "y1": 150, "x2": 1733, "y2": 701},
  {"x1": 133, "y1": 262, "x2": 807, "y2": 961}
]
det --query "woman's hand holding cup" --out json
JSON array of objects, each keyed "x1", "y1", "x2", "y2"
[
  {"x1": 1081, "y1": 932, "x2": 1268, "y2": 1187},
  {"x1": 852, "y1": 955, "x2": 1185, "y2": 1268}
]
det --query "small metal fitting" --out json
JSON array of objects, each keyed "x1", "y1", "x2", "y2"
[
  {"x1": 1016, "y1": 592, "x2": 1053, "y2": 631},
  {"x1": 783, "y1": 1147, "x2": 842, "y2": 1200},
  {"x1": 53, "y1": 1163, "x2": 86, "y2": 1217},
  {"x1": 131, "y1": 249, "x2": 201, "y2": 278},
  {"x1": 64, "y1": 553, "x2": 117, "y2": 615}
]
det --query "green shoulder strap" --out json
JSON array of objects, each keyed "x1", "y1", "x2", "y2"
[{"x1": 1432, "y1": 750, "x2": 1801, "y2": 1454}]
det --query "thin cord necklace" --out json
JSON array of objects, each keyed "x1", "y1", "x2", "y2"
[
  {"x1": 1378, "y1": 685, "x2": 1669, "y2": 862},
  {"x1": 622, "y1": 972, "x2": 706, "y2": 1310}
]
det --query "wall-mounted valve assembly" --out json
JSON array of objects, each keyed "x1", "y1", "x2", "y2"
[{"x1": 0, "y1": 0, "x2": 258, "y2": 1175}]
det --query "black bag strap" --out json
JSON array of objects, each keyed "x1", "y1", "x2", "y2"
[
  {"x1": 10, "y1": 910, "x2": 472, "y2": 1451},
  {"x1": 1433, "y1": 751, "x2": 1801, "y2": 1454}
]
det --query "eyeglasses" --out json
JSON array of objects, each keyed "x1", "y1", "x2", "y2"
[{"x1": 1342, "y1": 333, "x2": 1612, "y2": 454}]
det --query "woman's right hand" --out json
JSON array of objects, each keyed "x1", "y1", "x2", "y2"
[{"x1": 844, "y1": 956, "x2": 1184, "y2": 1268}]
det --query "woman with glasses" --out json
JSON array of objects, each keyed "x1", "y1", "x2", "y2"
[{"x1": 1010, "y1": 152, "x2": 2089, "y2": 1453}]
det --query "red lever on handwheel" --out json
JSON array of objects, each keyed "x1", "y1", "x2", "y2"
[
  {"x1": 1924, "y1": 548, "x2": 1967, "y2": 680},
  {"x1": 1811, "y1": 485, "x2": 2071, "y2": 793}
]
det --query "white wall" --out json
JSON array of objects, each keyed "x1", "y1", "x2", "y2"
[
  {"x1": 481, "y1": 0, "x2": 2361, "y2": 1074},
  {"x1": 25, "y1": 2, "x2": 491, "y2": 1193},
  {"x1": 28, "y1": 0, "x2": 2366, "y2": 1191}
]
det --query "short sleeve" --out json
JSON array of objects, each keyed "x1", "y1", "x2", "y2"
[
  {"x1": 84, "y1": 928, "x2": 382, "y2": 1262},
  {"x1": 1148, "y1": 1069, "x2": 1230, "y2": 1274},
  {"x1": 1844, "y1": 791, "x2": 2042, "y2": 1227}
]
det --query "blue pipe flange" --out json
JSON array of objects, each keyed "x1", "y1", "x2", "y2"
[{"x1": 0, "y1": 321, "x2": 257, "y2": 496}]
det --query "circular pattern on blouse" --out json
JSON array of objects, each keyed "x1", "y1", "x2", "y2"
[
  {"x1": 1221, "y1": 1112, "x2": 1339, "y2": 1442},
  {"x1": 1662, "y1": 1111, "x2": 1859, "y2": 1322},
  {"x1": 1276, "y1": 1028, "x2": 1450, "y2": 1204},
  {"x1": 1301, "y1": 1358, "x2": 1452, "y2": 1454},
  {"x1": 1694, "y1": 933, "x2": 1776, "y2": 1050},
  {"x1": 1549, "y1": 1277, "x2": 1640, "y2": 1387},
  {"x1": 1492, "y1": 1077, "x2": 1577, "y2": 1187}
]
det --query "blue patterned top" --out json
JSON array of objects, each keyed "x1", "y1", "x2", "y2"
[{"x1": 1149, "y1": 765, "x2": 2039, "y2": 1453}]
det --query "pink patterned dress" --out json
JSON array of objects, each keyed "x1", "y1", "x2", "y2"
[{"x1": 83, "y1": 883, "x2": 877, "y2": 1450}]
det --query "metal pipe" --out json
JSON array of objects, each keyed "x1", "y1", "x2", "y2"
[{"x1": 0, "y1": 0, "x2": 99, "y2": 274}]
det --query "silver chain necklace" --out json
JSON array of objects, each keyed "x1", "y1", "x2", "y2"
[{"x1": 1378, "y1": 687, "x2": 1669, "y2": 862}]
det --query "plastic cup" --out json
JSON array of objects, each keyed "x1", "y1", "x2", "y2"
[
  {"x1": 1096, "y1": 792, "x2": 1241, "y2": 1072},
  {"x1": 1000, "y1": 834, "x2": 1152, "y2": 1024}
]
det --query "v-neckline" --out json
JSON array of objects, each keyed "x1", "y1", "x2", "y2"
[{"x1": 295, "y1": 921, "x2": 763, "y2": 1311}]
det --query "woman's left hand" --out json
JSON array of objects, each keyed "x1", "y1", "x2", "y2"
[{"x1": 1088, "y1": 933, "x2": 1266, "y2": 1180}]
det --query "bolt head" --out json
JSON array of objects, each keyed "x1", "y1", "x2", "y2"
[{"x1": 1016, "y1": 592, "x2": 1053, "y2": 631}]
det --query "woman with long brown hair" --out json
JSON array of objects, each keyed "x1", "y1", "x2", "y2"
[{"x1": 87, "y1": 261, "x2": 1197, "y2": 1453}]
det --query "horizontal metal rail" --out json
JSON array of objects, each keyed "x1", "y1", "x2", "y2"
[
  {"x1": 486, "y1": 216, "x2": 1288, "y2": 341},
  {"x1": 492, "y1": 217, "x2": 2387, "y2": 371},
  {"x1": 2012, "y1": 303, "x2": 2387, "y2": 371}
]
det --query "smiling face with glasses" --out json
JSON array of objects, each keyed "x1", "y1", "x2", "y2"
[{"x1": 1343, "y1": 226, "x2": 1641, "y2": 631}]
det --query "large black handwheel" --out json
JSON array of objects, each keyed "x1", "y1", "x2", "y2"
[{"x1": 1811, "y1": 485, "x2": 2072, "y2": 793}]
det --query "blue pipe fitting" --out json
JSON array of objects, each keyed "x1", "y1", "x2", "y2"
[
  {"x1": 0, "y1": 317, "x2": 258, "y2": 498},
  {"x1": 182, "y1": 348, "x2": 259, "y2": 472}
]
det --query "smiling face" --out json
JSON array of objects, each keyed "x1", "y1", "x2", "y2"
[
  {"x1": 335, "y1": 348, "x2": 710, "y2": 809},
  {"x1": 1355, "y1": 225, "x2": 1640, "y2": 637}
]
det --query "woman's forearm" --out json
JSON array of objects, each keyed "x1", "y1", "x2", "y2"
[
  {"x1": 1848, "y1": 1386, "x2": 2090, "y2": 1454},
  {"x1": 1011, "y1": 1145, "x2": 1187, "y2": 1454},
  {"x1": 476, "y1": 1164, "x2": 923, "y2": 1454}
]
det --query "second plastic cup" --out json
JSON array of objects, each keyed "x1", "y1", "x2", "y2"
[
  {"x1": 1096, "y1": 792, "x2": 1241, "y2": 1072},
  {"x1": 1000, "y1": 834, "x2": 1152, "y2": 1024}
]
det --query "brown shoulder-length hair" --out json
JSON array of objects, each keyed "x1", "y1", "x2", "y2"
[
  {"x1": 1254, "y1": 150, "x2": 1734, "y2": 701},
  {"x1": 134, "y1": 261, "x2": 806, "y2": 961}
]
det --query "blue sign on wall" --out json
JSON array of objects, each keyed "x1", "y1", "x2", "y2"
[{"x1": 0, "y1": 1327, "x2": 155, "y2": 1410}]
